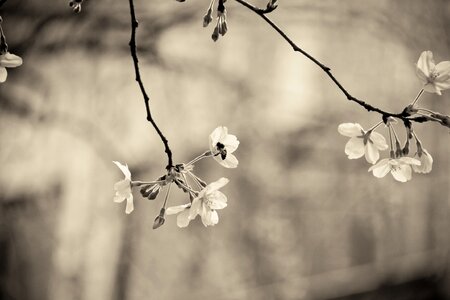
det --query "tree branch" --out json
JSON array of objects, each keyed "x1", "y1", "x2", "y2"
[
  {"x1": 128, "y1": 0, "x2": 174, "y2": 169},
  {"x1": 234, "y1": 0, "x2": 450, "y2": 129}
]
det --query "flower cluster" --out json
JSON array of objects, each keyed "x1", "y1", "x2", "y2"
[
  {"x1": 338, "y1": 51, "x2": 449, "y2": 182},
  {"x1": 177, "y1": 0, "x2": 279, "y2": 42},
  {"x1": 202, "y1": 0, "x2": 228, "y2": 42},
  {"x1": 338, "y1": 120, "x2": 432, "y2": 183},
  {"x1": 113, "y1": 126, "x2": 239, "y2": 228}
]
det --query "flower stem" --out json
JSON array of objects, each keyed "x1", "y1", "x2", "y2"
[
  {"x1": 411, "y1": 88, "x2": 424, "y2": 106},
  {"x1": 368, "y1": 120, "x2": 383, "y2": 132},
  {"x1": 162, "y1": 183, "x2": 172, "y2": 209},
  {"x1": 185, "y1": 151, "x2": 211, "y2": 167},
  {"x1": 187, "y1": 171, "x2": 204, "y2": 190}
]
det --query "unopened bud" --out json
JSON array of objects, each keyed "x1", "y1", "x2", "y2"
[
  {"x1": 203, "y1": 8, "x2": 213, "y2": 27},
  {"x1": 153, "y1": 214, "x2": 165, "y2": 229}
]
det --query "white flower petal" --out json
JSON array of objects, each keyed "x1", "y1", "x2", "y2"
[
  {"x1": 344, "y1": 137, "x2": 365, "y2": 159},
  {"x1": 221, "y1": 134, "x2": 239, "y2": 153},
  {"x1": 209, "y1": 191, "x2": 228, "y2": 210},
  {"x1": 205, "y1": 177, "x2": 229, "y2": 193},
  {"x1": 368, "y1": 159, "x2": 390, "y2": 178},
  {"x1": 415, "y1": 67, "x2": 428, "y2": 85},
  {"x1": 114, "y1": 195, "x2": 125, "y2": 203},
  {"x1": 209, "y1": 126, "x2": 227, "y2": 147},
  {"x1": 166, "y1": 204, "x2": 190, "y2": 215},
  {"x1": 416, "y1": 51, "x2": 434, "y2": 77},
  {"x1": 0, "y1": 52, "x2": 23, "y2": 68},
  {"x1": 189, "y1": 197, "x2": 202, "y2": 220},
  {"x1": 338, "y1": 123, "x2": 364, "y2": 137},
  {"x1": 214, "y1": 153, "x2": 239, "y2": 168},
  {"x1": 369, "y1": 132, "x2": 388, "y2": 150},
  {"x1": 177, "y1": 209, "x2": 192, "y2": 228},
  {"x1": 0, "y1": 67, "x2": 7, "y2": 83},
  {"x1": 201, "y1": 207, "x2": 218, "y2": 227},
  {"x1": 435, "y1": 61, "x2": 450, "y2": 77},
  {"x1": 364, "y1": 141, "x2": 380, "y2": 164},
  {"x1": 113, "y1": 161, "x2": 131, "y2": 179},
  {"x1": 125, "y1": 196, "x2": 134, "y2": 214},
  {"x1": 391, "y1": 164, "x2": 412, "y2": 182},
  {"x1": 423, "y1": 83, "x2": 440, "y2": 94},
  {"x1": 412, "y1": 150, "x2": 433, "y2": 174},
  {"x1": 399, "y1": 157, "x2": 421, "y2": 166}
]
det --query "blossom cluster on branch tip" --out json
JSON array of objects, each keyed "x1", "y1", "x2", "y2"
[
  {"x1": 113, "y1": 126, "x2": 239, "y2": 228},
  {"x1": 337, "y1": 50, "x2": 449, "y2": 182},
  {"x1": 338, "y1": 121, "x2": 433, "y2": 183}
]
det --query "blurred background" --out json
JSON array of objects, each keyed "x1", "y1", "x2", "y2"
[{"x1": 0, "y1": 0, "x2": 449, "y2": 299}]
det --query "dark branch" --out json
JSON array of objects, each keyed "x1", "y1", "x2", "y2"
[
  {"x1": 127, "y1": 0, "x2": 174, "y2": 169},
  {"x1": 234, "y1": 0, "x2": 450, "y2": 129}
]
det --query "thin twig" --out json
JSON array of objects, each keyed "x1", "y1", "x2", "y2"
[
  {"x1": 128, "y1": 0, "x2": 173, "y2": 169},
  {"x1": 234, "y1": 0, "x2": 450, "y2": 129}
]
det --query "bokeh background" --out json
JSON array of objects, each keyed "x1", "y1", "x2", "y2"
[{"x1": 0, "y1": 0, "x2": 449, "y2": 299}]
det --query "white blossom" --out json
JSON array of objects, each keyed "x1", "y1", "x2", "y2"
[
  {"x1": 209, "y1": 126, "x2": 239, "y2": 168},
  {"x1": 368, "y1": 157, "x2": 421, "y2": 182},
  {"x1": 416, "y1": 51, "x2": 450, "y2": 95},
  {"x1": 113, "y1": 161, "x2": 134, "y2": 214},
  {"x1": 338, "y1": 123, "x2": 388, "y2": 164}
]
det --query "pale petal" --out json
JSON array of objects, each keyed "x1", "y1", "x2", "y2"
[
  {"x1": 125, "y1": 196, "x2": 134, "y2": 214},
  {"x1": 166, "y1": 204, "x2": 190, "y2": 215},
  {"x1": 368, "y1": 159, "x2": 390, "y2": 178},
  {"x1": 205, "y1": 177, "x2": 229, "y2": 193},
  {"x1": 338, "y1": 123, "x2": 364, "y2": 137},
  {"x1": 435, "y1": 61, "x2": 450, "y2": 76},
  {"x1": 0, "y1": 53, "x2": 23, "y2": 68},
  {"x1": 113, "y1": 161, "x2": 131, "y2": 179},
  {"x1": 209, "y1": 126, "x2": 227, "y2": 148},
  {"x1": 114, "y1": 179, "x2": 131, "y2": 194},
  {"x1": 214, "y1": 153, "x2": 239, "y2": 168},
  {"x1": 423, "y1": 83, "x2": 440, "y2": 94},
  {"x1": 415, "y1": 67, "x2": 428, "y2": 85},
  {"x1": 114, "y1": 194, "x2": 125, "y2": 203},
  {"x1": 188, "y1": 198, "x2": 202, "y2": 220},
  {"x1": 209, "y1": 210, "x2": 219, "y2": 226},
  {"x1": 177, "y1": 209, "x2": 192, "y2": 227},
  {"x1": 434, "y1": 80, "x2": 450, "y2": 92},
  {"x1": 0, "y1": 67, "x2": 7, "y2": 83},
  {"x1": 399, "y1": 157, "x2": 421, "y2": 166},
  {"x1": 344, "y1": 137, "x2": 365, "y2": 159},
  {"x1": 364, "y1": 141, "x2": 379, "y2": 164},
  {"x1": 391, "y1": 164, "x2": 412, "y2": 182},
  {"x1": 369, "y1": 132, "x2": 388, "y2": 150},
  {"x1": 412, "y1": 150, "x2": 433, "y2": 174},
  {"x1": 201, "y1": 208, "x2": 218, "y2": 226},
  {"x1": 209, "y1": 191, "x2": 228, "y2": 210},
  {"x1": 416, "y1": 51, "x2": 434, "y2": 77},
  {"x1": 222, "y1": 134, "x2": 239, "y2": 153}
]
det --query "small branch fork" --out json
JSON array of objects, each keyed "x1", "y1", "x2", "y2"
[
  {"x1": 127, "y1": 0, "x2": 173, "y2": 169},
  {"x1": 234, "y1": 0, "x2": 450, "y2": 129}
]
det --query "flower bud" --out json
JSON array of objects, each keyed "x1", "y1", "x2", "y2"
[{"x1": 153, "y1": 210, "x2": 165, "y2": 229}]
